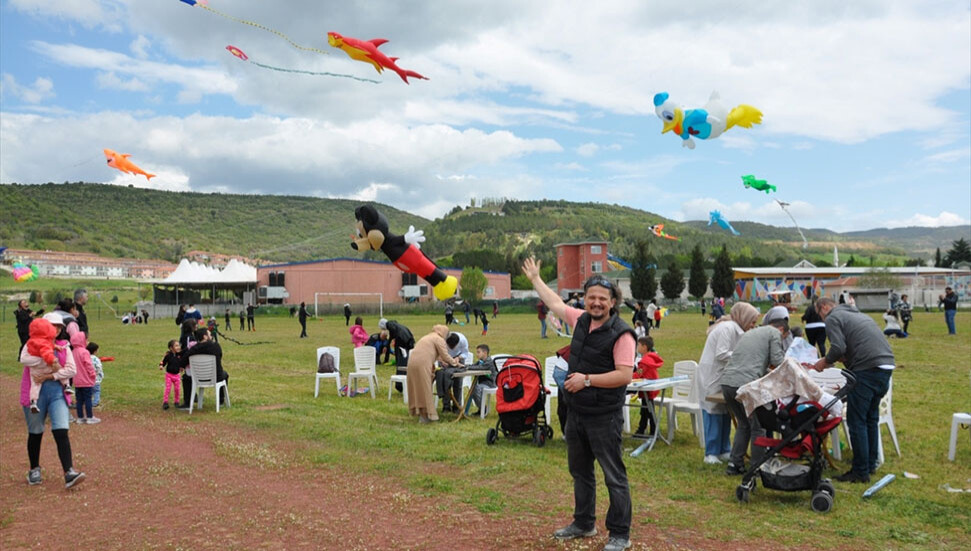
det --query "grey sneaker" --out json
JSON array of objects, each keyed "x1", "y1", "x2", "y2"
[
  {"x1": 553, "y1": 524, "x2": 597, "y2": 540},
  {"x1": 603, "y1": 536, "x2": 632, "y2": 551},
  {"x1": 86, "y1": 417, "x2": 102, "y2": 425},
  {"x1": 27, "y1": 468, "x2": 41, "y2": 485},
  {"x1": 64, "y1": 469, "x2": 85, "y2": 489}
]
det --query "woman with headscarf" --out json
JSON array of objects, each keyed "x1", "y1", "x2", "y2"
[
  {"x1": 694, "y1": 302, "x2": 760, "y2": 464},
  {"x1": 406, "y1": 325, "x2": 461, "y2": 423}
]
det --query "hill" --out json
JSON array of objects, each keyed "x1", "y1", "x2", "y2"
[{"x1": 1, "y1": 184, "x2": 964, "y2": 271}]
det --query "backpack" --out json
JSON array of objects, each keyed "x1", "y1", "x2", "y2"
[{"x1": 317, "y1": 352, "x2": 336, "y2": 373}]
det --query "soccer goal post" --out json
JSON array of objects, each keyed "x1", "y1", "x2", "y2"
[{"x1": 313, "y1": 292, "x2": 384, "y2": 319}]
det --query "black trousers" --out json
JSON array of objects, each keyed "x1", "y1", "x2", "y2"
[
  {"x1": 565, "y1": 408, "x2": 631, "y2": 539},
  {"x1": 805, "y1": 327, "x2": 827, "y2": 356}
]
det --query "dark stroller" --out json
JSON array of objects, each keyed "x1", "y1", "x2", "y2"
[
  {"x1": 735, "y1": 368, "x2": 857, "y2": 513},
  {"x1": 485, "y1": 355, "x2": 552, "y2": 447}
]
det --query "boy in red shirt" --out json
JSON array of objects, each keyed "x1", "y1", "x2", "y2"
[{"x1": 632, "y1": 335, "x2": 664, "y2": 436}]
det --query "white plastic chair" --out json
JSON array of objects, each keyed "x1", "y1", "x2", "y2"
[
  {"x1": 949, "y1": 413, "x2": 971, "y2": 461},
  {"x1": 659, "y1": 361, "x2": 704, "y2": 446},
  {"x1": 388, "y1": 370, "x2": 408, "y2": 403},
  {"x1": 808, "y1": 367, "x2": 850, "y2": 460},
  {"x1": 478, "y1": 355, "x2": 508, "y2": 418},
  {"x1": 314, "y1": 347, "x2": 341, "y2": 398},
  {"x1": 543, "y1": 356, "x2": 559, "y2": 424},
  {"x1": 347, "y1": 346, "x2": 378, "y2": 398},
  {"x1": 876, "y1": 376, "x2": 901, "y2": 465},
  {"x1": 187, "y1": 354, "x2": 229, "y2": 414}
]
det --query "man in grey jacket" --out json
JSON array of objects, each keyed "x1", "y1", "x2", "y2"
[
  {"x1": 812, "y1": 297, "x2": 895, "y2": 483},
  {"x1": 720, "y1": 319, "x2": 789, "y2": 475}
]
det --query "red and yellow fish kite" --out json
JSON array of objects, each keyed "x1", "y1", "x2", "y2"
[
  {"x1": 648, "y1": 224, "x2": 680, "y2": 241},
  {"x1": 103, "y1": 149, "x2": 155, "y2": 181},
  {"x1": 327, "y1": 32, "x2": 427, "y2": 84}
]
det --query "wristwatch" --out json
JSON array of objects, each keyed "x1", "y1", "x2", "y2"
[{"x1": 583, "y1": 375, "x2": 591, "y2": 388}]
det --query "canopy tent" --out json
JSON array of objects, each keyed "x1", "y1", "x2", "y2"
[{"x1": 152, "y1": 259, "x2": 258, "y2": 306}]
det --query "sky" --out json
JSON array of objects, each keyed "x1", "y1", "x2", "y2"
[{"x1": 1, "y1": 0, "x2": 970, "y2": 233}]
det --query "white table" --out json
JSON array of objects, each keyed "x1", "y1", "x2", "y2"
[{"x1": 626, "y1": 375, "x2": 690, "y2": 457}]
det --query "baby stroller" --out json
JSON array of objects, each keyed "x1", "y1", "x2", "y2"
[
  {"x1": 733, "y1": 360, "x2": 857, "y2": 513},
  {"x1": 486, "y1": 354, "x2": 552, "y2": 447}
]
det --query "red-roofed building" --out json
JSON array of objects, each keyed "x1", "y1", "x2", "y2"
[{"x1": 555, "y1": 241, "x2": 608, "y2": 296}]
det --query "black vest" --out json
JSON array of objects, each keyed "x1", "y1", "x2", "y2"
[{"x1": 565, "y1": 312, "x2": 636, "y2": 415}]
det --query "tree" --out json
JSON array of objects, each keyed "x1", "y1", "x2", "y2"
[
  {"x1": 944, "y1": 238, "x2": 971, "y2": 267},
  {"x1": 710, "y1": 245, "x2": 735, "y2": 299},
  {"x1": 858, "y1": 267, "x2": 902, "y2": 290},
  {"x1": 687, "y1": 244, "x2": 709, "y2": 299},
  {"x1": 660, "y1": 259, "x2": 685, "y2": 300},
  {"x1": 934, "y1": 247, "x2": 942, "y2": 267},
  {"x1": 629, "y1": 239, "x2": 657, "y2": 301},
  {"x1": 846, "y1": 255, "x2": 858, "y2": 267},
  {"x1": 459, "y1": 267, "x2": 488, "y2": 302}
]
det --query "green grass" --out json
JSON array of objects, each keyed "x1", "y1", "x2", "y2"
[{"x1": 2, "y1": 305, "x2": 969, "y2": 550}]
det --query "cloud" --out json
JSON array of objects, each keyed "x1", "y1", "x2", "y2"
[
  {"x1": 0, "y1": 110, "x2": 561, "y2": 218},
  {"x1": 29, "y1": 41, "x2": 236, "y2": 100},
  {"x1": 130, "y1": 35, "x2": 151, "y2": 60},
  {"x1": 0, "y1": 74, "x2": 55, "y2": 103},
  {"x1": 922, "y1": 148, "x2": 971, "y2": 164},
  {"x1": 889, "y1": 211, "x2": 970, "y2": 228},
  {"x1": 576, "y1": 143, "x2": 599, "y2": 157},
  {"x1": 8, "y1": 0, "x2": 125, "y2": 31}
]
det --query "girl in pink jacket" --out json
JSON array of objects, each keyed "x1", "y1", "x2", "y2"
[
  {"x1": 71, "y1": 332, "x2": 100, "y2": 424},
  {"x1": 349, "y1": 317, "x2": 369, "y2": 348}
]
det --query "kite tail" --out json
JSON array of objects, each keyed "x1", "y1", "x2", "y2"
[
  {"x1": 145, "y1": 173, "x2": 156, "y2": 181},
  {"x1": 396, "y1": 68, "x2": 428, "y2": 84},
  {"x1": 726, "y1": 105, "x2": 763, "y2": 129},
  {"x1": 764, "y1": 185, "x2": 776, "y2": 194}
]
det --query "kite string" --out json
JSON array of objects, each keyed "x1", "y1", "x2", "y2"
[
  {"x1": 249, "y1": 60, "x2": 380, "y2": 84},
  {"x1": 199, "y1": 4, "x2": 330, "y2": 56}
]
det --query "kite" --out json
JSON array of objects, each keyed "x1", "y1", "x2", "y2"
[
  {"x1": 741, "y1": 174, "x2": 776, "y2": 194},
  {"x1": 775, "y1": 199, "x2": 809, "y2": 249},
  {"x1": 179, "y1": 0, "x2": 331, "y2": 56},
  {"x1": 11, "y1": 262, "x2": 38, "y2": 282},
  {"x1": 709, "y1": 210, "x2": 740, "y2": 236},
  {"x1": 225, "y1": 45, "x2": 380, "y2": 83},
  {"x1": 648, "y1": 224, "x2": 680, "y2": 241},
  {"x1": 653, "y1": 91, "x2": 762, "y2": 149},
  {"x1": 350, "y1": 204, "x2": 457, "y2": 300},
  {"x1": 104, "y1": 149, "x2": 155, "y2": 181},
  {"x1": 327, "y1": 32, "x2": 428, "y2": 84}
]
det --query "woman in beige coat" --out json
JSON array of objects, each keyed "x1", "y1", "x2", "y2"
[{"x1": 407, "y1": 325, "x2": 460, "y2": 422}]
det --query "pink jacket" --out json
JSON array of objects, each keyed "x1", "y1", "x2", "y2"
[
  {"x1": 71, "y1": 332, "x2": 97, "y2": 388},
  {"x1": 20, "y1": 342, "x2": 77, "y2": 407},
  {"x1": 349, "y1": 324, "x2": 369, "y2": 348}
]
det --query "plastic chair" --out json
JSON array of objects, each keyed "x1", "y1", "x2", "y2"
[
  {"x1": 876, "y1": 376, "x2": 901, "y2": 465},
  {"x1": 187, "y1": 354, "x2": 229, "y2": 414},
  {"x1": 543, "y1": 356, "x2": 558, "y2": 424},
  {"x1": 949, "y1": 413, "x2": 971, "y2": 461},
  {"x1": 808, "y1": 367, "x2": 850, "y2": 460},
  {"x1": 314, "y1": 347, "x2": 341, "y2": 398},
  {"x1": 656, "y1": 361, "x2": 703, "y2": 446},
  {"x1": 347, "y1": 346, "x2": 378, "y2": 398},
  {"x1": 388, "y1": 371, "x2": 407, "y2": 403},
  {"x1": 478, "y1": 355, "x2": 507, "y2": 418}
]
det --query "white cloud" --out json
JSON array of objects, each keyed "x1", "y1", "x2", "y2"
[
  {"x1": 130, "y1": 35, "x2": 151, "y2": 60},
  {"x1": 0, "y1": 74, "x2": 55, "y2": 104},
  {"x1": 889, "y1": 211, "x2": 970, "y2": 228},
  {"x1": 9, "y1": 0, "x2": 125, "y2": 31},
  {"x1": 923, "y1": 148, "x2": 971, "y2": 164},
  {"x1": 555, "y1": 162, "x2": 586, "y2": 171},
  {"x1": 96, "y1": 71, "x2": 149, "y2": 92},
  {"x1": 576, "y1": 143, "x2": 599, "y2": 157}
]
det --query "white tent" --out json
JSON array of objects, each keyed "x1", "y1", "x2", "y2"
[{"x1": 162, "y1": 259, "x2": 256, "y2": 285}]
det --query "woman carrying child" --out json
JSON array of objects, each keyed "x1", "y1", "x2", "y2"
[{"x1": 19, "y1": 313, "x2": 86, "y2": 488}]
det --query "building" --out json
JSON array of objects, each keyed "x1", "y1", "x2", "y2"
[
  {"x1": 2, "y1": 248, "x2": 176, "y2": 279},
  {"x1": 555, "y1": 241, "x2": 609, "y2": 296},
  {"x1": 256, "y1": 258, "x2": 511, "y2": 310},
  {"x1": 732, "y1": 264, "x2": 970, "y2": 310}
]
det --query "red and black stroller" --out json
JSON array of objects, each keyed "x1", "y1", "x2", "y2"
[
  {"x1": 734, "y1": 360, "x2": 856, "y2": 513},
  {"x1": 486, "y1": 354, "x2": 552, "y2": 447}
]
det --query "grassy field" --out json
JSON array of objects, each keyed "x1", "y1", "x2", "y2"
[{"x1": 1, "y1": 305, "x2": 969, "y2": 549}]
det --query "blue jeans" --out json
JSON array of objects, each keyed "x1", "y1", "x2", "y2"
[
  {"x1": 945, "y1": 309, "x2": 956, "y2": 334},
  {"x1": 75, "y1": 387, "x2": 94, "y2": 419},
  {"x1": 845, "y1": 368, "x2": 892, "y2": 477},
  {"x1": 24, "y1": 380, "x2": 71, "y2": 433},
  {"x1": 702, "y1": 410, "x2": 732, "y2": 456},
  {"x1": 540, "y1": 319, "x2": 547, "y2": 338},
  {"x1": 92, "y1": 383, "x2": 101, "y2": 407},
  {"x1": 565, "y1": 409, "x2": 631, "y2": 539}
]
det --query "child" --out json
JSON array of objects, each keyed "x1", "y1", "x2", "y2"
[
  {"x1": 632, "y1": 335, "x2": 664, "y2": 436},
  {"x1": 469, "y1": 344, "x2": 498, "y2": 416},
  {"x1": 88, "y1": 342, "x2": 104, "y2": 407},
  {"x1": 634, "y1": 320, "x2": 646, "y2": 339},
  {"x1": 653, "y1": 306, "x2": 663, "y2": 330},
  {"x1": 480, "y1": 310, "x2": 489, "y2": 336},
  {"x1": 159, "y1": 340, "x2": 184, "y2": 410},
  {"x1": 71, "y1": 331, "x2": 100, "y2": 424},
  {"x1": 24, "y1": 318, "x2": 71, "y2": 412},
  {"x1": 239, "y1": 310, "x2": 245, "y2": 332}
]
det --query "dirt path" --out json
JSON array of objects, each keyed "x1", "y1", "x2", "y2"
[{"x1": 0, "y1": 373, "x2": 730, "y2": 550}]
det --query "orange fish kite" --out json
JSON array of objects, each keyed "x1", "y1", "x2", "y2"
[
  {"x1": 327, "y1": 32, "x2": 427, "y2": 84},
  {"x1": 103, "y1": 149, "x2": 155, "y2": 181},
  {"x1": 648, "y1": 224, "x2": 680, "y2": 241}
]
